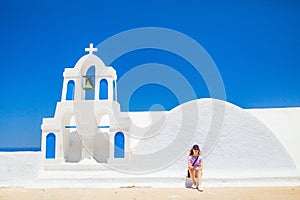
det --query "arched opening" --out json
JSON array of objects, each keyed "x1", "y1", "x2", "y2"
[
  {"x1": 114, "y1": 132, "x2": 125, "y2": 158},
  {"x1": 99, "y1": 79, "x2": 108, "y2": 100},
  {"x1": 66, "y1": 80, "x2": 75, "y2": 100},
  {"x1": 67, "y1": 131, "x2": 82, "y2": 162},
  {"x1": 64, "y1": 115, "x2": 81, "y2": 162},
  {"x1": 85, "y1": 66, "x2": 95, "y2": 100},
  {"x1": 46, "y1": 133, "x2": 56, "y2": 159}
]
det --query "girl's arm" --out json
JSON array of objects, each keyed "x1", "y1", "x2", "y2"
[{"x1": 188, "y1": 159, "x2": 194, "y2": 169}]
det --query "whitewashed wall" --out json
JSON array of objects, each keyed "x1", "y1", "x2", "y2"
[
  {"x1": 0, "y1": 99, "x2": 299, "y2": 186},
  {"x1": 246, "y1": 108, "x2": 300, "y2": 169},
  {"x1": 127, "y1": 99, "x2": 298, "y2": 175},
  {"x1": 0, "y1": 152, "x2": 43, "y2": 185}
]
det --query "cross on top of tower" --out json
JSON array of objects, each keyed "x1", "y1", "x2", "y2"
[{"x1": 85, "y1": 43, "x2": 98, "y2": 54}]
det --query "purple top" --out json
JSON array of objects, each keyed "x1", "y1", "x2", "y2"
[{"x1": 189, "y1": 155, "x2": 203, "y2": 168}]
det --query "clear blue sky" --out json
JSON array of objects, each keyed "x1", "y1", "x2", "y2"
[{"x1": 0, "y1": 0, "x2": 299, "y2": 149}]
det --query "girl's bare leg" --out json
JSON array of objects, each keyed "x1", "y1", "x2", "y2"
[
  {"x1": 189, "y1": 169, "x2": 196, "y2": 184},
  {"x1": 196, "y1": 169, "x2": 202, "y2": 186}
]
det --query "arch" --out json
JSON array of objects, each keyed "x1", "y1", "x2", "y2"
[
  {"x1": 85, "y1": 66, "x2": 95, "y2": 100},
  {"x1": 114, "y1": 132, "x2": 125, "y2": 158},
  {"x1": 73, "y1": 54, "x2": 105, "y2": 72},
  {"x1": 99, "y1": 79, "x2": 108, "y2": 100},
  {"x1": 66, "y1": 80, "x2": 75, "y2": 100},
  {"x1": 66, "y1": 131, "x2": 82, "y2": 162},
  {"x1": 46, "y1": 133, "x2": 56, "y2": 159}
]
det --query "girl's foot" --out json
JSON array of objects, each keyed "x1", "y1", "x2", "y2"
[
  {"x1": 191, "y1": 183, "x2": 197, "y2": 189},
  {"x1": 197, "y1": 185, "x2": 204, "y2": 192}
]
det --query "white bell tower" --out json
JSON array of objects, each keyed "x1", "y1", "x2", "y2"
[{"x1": 41, "y1": 43, "x2": 130, "y2": 165}]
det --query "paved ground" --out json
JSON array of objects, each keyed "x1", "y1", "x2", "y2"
[{"x1": 0, "y1": 186, "x2": 300, "y2": 200}]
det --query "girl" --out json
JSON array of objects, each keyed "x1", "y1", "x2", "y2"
[{"x1": 188, "y1": 144, "x2": 204, "y2": 191}]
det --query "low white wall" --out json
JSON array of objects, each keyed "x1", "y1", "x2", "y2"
[{"x1": 0, "y1": 152, "x2": 43, "y2": 184}]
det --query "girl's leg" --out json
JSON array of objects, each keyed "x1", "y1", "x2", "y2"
[
  {"x1": 189, "y1": 169, "x2": 196, "y2": 184},
  {"x1": 196, "y1": 169, "x2": 204, "y2": 191},
  {"x1": 196, "y1": 169, "x2": 202, "y2": 186}
]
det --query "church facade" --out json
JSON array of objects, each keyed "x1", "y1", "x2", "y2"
[{"x1": 41, "y1": 44, "x2": 130, "y2": 166}]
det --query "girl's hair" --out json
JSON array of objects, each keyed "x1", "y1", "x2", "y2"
[{"x1": 189, "y1": 144, "x2": 201, "y2": 156}]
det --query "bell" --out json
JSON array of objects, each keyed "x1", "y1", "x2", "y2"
[{"x1": 83, "y1": 76, "x2": 94, "y2": 90}]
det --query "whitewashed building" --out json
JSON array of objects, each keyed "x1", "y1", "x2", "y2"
[{"x1": 41, "y1": 44, "x2": 130, "y2": 166}]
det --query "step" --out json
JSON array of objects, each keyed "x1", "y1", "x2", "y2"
[{"x1": 44, "y1": 162, "x2": 111, "y2": 171}]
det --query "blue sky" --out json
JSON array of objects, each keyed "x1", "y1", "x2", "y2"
[{"x1": 0, "y1": 0, "x2": 299, "y2": 149}]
